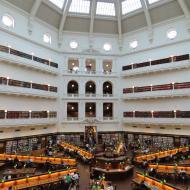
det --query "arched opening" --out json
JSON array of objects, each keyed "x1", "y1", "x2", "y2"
[
  {"x1": 67, "y1": 80, "x2": 79, "y2": 95},
  {"x1": 103, "y1": 81, "x2": 112, "y2": 95},
  {"x1": 85, "y1": 81, "x2": 96, "y2": 95}
]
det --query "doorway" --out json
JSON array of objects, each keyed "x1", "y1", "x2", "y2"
[{"x1": 84, "y1": 126, "x2": 97, "y2": 146}]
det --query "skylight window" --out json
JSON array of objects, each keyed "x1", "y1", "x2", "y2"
[
  {"x1": 49, "y1": 0, "x2": 65, "y2": 9},
  {"x1": 69, "y1": 0, "x2": 90, "y2": 14},
  {"x1": 148, "y1": 0, "x2": 161, "y2": 4},
  {"x1": 96, "y1": 2, "x2": 115, "y2": 16},
  {"x1": 122, "y1": 0, "x2": 142, "y2": 15}
]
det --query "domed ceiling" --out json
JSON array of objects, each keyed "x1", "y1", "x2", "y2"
[{"x1": 3, "y1": 0, "x2": 190, "y2": 37}]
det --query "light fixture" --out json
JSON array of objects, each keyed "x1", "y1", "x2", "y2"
[
  {"x1": 43, "y1": 33, "x2": 51, "y2": 44},
  {"x1": 71, "y1": 107, "x2": 74, "y2": 110},
  {"x1": 71, "y1": 84, "x2": 75, "y2": 87},
  {"x1": 89, "y1": 63, "x2": 92, "y2": 66},
  {"x1": 103, "y1": 43, "x2": 112, "y2": 51},
  {"x1": 106, "y1": 107, "x2": 109, "y2": 110},
  {"x1": 106, "y1": 64, "x2": 109, "y2": 67},
  {"x1": 167, "y1": 28, "x2": 177, "y2": 40},
  {"x1": 89, "y1": 85, "x2": 92, "y2": 88},
  {"x1": 129, "y1": 40, "x2": 138, "y2": 49},
  {"x1": 106, "y1": 85, "x2": 109, "y2": 88},
  {"x1": 89, "y1": 106, "x2": 92, "y2": 110},
  {"x1": 70, "y1": 41, "x2": 78, "y2": 49},
  {"x1": 2, "y1": 14, "x2": 14, "y2": 28},
  {"x1": 72, "y1": 62, "x2": 75, "y2": 66}
]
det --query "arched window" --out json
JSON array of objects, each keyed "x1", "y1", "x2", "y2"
[
  {"x1": 2, "y1": 14, "x2": 14, "y2": 28},
  {"x1": 67, "y1": 80, "x2": 79, "y2": 94},
  {"x1": 85, "y1": 81, "x2": 96, "y2": 94},
  {"x1": 103, "y1": 81, "x2": 112, "y2": 95}
]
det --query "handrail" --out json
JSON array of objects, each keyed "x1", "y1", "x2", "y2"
[
  {"x1": 0, "y1": 45, "x2": 58, "y2": 68},
  {"x1": 122, "y1": 54, "x2": 189, "y2": 71},
  {"x1": 135, "y1": 147, "x2": 189, "y2": 163},
  {"x1": 123, "y1": 81, "x2": 190, "y2": 94},
  {"x1": 123, "y1": 110, "x2": 190, "y2": 118},
  {"x1": 0, "y1": 77, "x2": 57, "y2": 92},
  {"x1": 0, "y1": 168, "x2": 77, "y2": 189},
  {"x1": 60, "y1": 142, "x2": 94, "y2": 160},
  {"x1": 0, "y1": 153, "x2": 76, "y2": 165}
]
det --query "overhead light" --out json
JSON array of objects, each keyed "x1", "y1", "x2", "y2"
[
  {"x1": 103, "y1": 43, "x2": 112, "y2": 51},
  {"x1": 167, "y1": 28, "x2": 177, "y2": 40},
  {"x1": 2, "y1": 14, "x2": 14, "y2": 28},
  {"x1": 89, "y1": 106, "x2": 92, "y2": 110},
  {"x1": 70, "y1": 41, "x2": 78, "y2": 49},
  {"x1": 129, "y1": 40, "x2": 138, "y2": 49},
  {"x1": 72, "y1": 62, "x2": 75, "y2": 66},
  {"x1": 71, "y1": 107, "x2": 74, "y2": 110},
  {"x1": 43, "y1": 33, "x2": 51, "y2": 44},
  {"x1": 71, "y1": 84, "x2": 75, "y2": 87}
]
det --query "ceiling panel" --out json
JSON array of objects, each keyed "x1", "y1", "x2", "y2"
[
  {"x1": 150, "y1": 0, "x2": 183, "y2": 24},
  {"x1": 122, "y1": 12, "x2": 147, "y2": 33},
  {"x1": 94, "y1": 19, "x2": 118, "y2": 34},
  {"x1": 36, "y1": 2, "x2": 62, "y2": 28},
  {"x1": 64, "y1": 16, "x2": 90, "y2": 33},
  {"x1": 6, "y1": 0, "x2": 34, "y2": 13},
  {"x1": 185, "y1": 0, "x2": 190, "y2": 10}
]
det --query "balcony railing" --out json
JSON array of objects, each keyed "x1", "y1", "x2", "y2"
[
  {"x1": 64, "y1": 70, "x2": 116, "y2": 76},
  {"x1": 123, "y1": 111, "x2": 190, "y2": 125},
  {"x1": 64, "y1": 93, "x2": 116, "y2": 99},
  {"x1": 62, "y1": 117, "x2": 117, "y2": 123},
  {"x1": 122, "y1": 54, "x2": 189, "y2": 71},
  {"x1": 0, "y1": 110, "x2": 57, "y2": 127},
  {"x1": 0, "y1": 77, "x2": 57, "y2": 92},
  {"x1": 0, "y1": 110, "x2": 57, "y2": 119},
  {"x1": 123, "y1": 110, "x2": 190, "y2": 118},
  {"x1": 0, "y1": 45, "x2": 58, "y2": 68},
  {"x1": 122, "y1": 54, "x2": 190, "y2": 76},
  {"x1": 123, "y1": 82, "x2": 190, "y2": 94}
]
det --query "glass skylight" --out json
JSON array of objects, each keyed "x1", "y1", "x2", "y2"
[
  {"x1": 148, "y1": 0, "x2": 161, "y2": 4},
  {"x1": 96, "y1": 2, "x2": 115, "y2": 16},
  {"x1": 49, "y1": 0, "x2": 65, "y2": 9},
  {"x1": 122, "y1": 0, "x2": 142, "y2": 15},
  {"x1": 69, "y1": 0, "x2": 91, "y2": 14}
]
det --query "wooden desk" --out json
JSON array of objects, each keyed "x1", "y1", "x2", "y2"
[
  {"x1": 3, "y1": 168, "x2": 36, "y2": 176},
  {"x1": 136, "y1": 147, "x2": 189, "y2": 163},
  {"x1": 60, "y1": 142, "x2": 94, "y2": 160},
  {"x1": 0, "y1": 168, "x2": 77, "y2": 189},
  {"x1": 149, "y1": 164, "x2": 190, "y2": 175},
  {"x1": 132, "y1": 172, "x2": 183, "y2": 190},
  {"x1": 0, "y1": 154, "x2": 76, "y2": 166}
]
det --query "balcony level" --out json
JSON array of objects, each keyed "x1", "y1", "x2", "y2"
[
  {"x1": 121, "y1": 54, "x2": 190, "y2": 77},
  {"x1": 123, "y1": 111, "x2": 190, "y2": 126},
  {"x1": 123, "y1": 82, "x2": 190, "y2": 100},
  {"x1": 0, "y1": 77, "x2": 58, "y2": 99},
  {"x1": 63, "y1": 93, "x2": 118, "y2": 100},
  {"x1": 0, "y1": 110, "x2": 57, "y2": 127},
  {"x1": 0, "y1": 45, "x2": 59, "y2": 75}
]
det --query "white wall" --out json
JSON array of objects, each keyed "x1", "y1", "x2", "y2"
[{"x1": 0, "y1": 1, "x2": 190, "y2": 138}]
